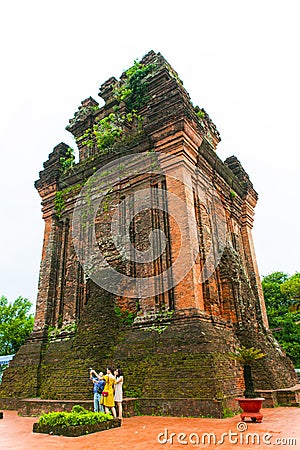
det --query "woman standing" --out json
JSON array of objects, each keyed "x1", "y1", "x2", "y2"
[
  {"x1": 101, "y1": 367, "x2": 117, "y2": 418},
  {"x1": 114, "y1": 367, "x2": 124, "y2": 419}
]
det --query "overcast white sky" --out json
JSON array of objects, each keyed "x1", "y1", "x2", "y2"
[{"x1": 0, "y1": 0, "x2": 299, "y2": 307}]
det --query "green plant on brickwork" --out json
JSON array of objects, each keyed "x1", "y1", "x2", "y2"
[
  {"x1": 114, "y1": 306, "x2": 136, "y2": 326},
  {"x1": 144, "y1": 305, "x2": 174, "y2": 334},
  {"x1": 48, "y1": 321, "x2": 78, "y2": 342},
  {"x1": 47, "y1": 326, "x2": 59, "y2": 341},
  {"x1": 91, "y1": 105, "x2": 100, "y2": 113},
  {"x1": 76, "y1": 58, "x2": 154, "y2": 155},
  {"x1": 38, "y1": 406, "x2": 113, "y2": 428},
  {"x1": 194, "y1": 106, "x2": 205, "y2": 121},
  {"x1": 152, "y1": 405, "x2": 164, "y2": 416},
  {"x1": 146, "y1": 324, "x2": 168, "y2": 334},
  {"x1": 67, "y1": 104, "x2": 100, "y2": 129},
  {"x1": 126, "y1": 387, "x2": 142, "y2": 398},
  {"x1": 133, "y1": 399, "x2": 142, "y2": 415},
  {"x1": 165, "y1": 61, "x2": 183, "y2": 86},
  {"x1": 155, "y1": 305, "x2": 174, "y2": 321},
  {"x1": 59, "y1": 147, "x2": 75, "y2": 173},
  {"x1": 101, "y1": 192, "x2": 111, "y2": 213},
  {"x1": 230, "y1": 189, "x2": 237, "y2": 199},
  {"x1": 63, "y1": 321, "x2": 78, "y2": 333},
  {"x1": 54, "y1": 191, "x2": 65, "y2": 218},
  {"x1": 78, "y1": 110, "x2": 143, "y2": 154},
  {"x1": 54, "y1": 183, "x2": 85, "y2": 218},
  {"x1": 57, "y1": 314, "x2": 63, "y2": 328},
  {"x1": 80, "y1": 113, "x2": 122, "y2": 151},
  {"x1": 113, "y1": 59, "x2": 155, "y2": 110}
]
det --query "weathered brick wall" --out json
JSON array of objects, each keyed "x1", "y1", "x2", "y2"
[
  {"x1": 37, "y1": 282, "x2": 122, "y2": 400},
  {"x1": 36, "y1": 281, "x2": 240, "y2": 403},
  {"x1": 0, "y1": 341, "x2": 43, "y2": 398},
  {"x1": 1, "y1": 280, "x2": 241, "y2": 408}
]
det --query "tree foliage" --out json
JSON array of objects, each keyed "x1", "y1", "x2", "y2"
[
  {"x1": 281, "y1": 272, "x2": 300, "y2": 307},
  {"x1": 0, "y1": 295, "x2": 34, "y2": 355},
  {"x1": 228, "y1": 346, "x2": 265, "y2": 366},
  {"x1": 262, "y1": 272, "x2": 300, "y2": 367}
]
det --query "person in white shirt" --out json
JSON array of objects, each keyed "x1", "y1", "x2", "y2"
[{"x1": 114, "y1": 367, "x2": 124, "y2": 419}]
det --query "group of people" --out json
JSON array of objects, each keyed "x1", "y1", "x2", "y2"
[{"x1": 90, "y1": 367, "x2": 123, "y2": 419}]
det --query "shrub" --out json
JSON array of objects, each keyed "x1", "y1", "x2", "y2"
[
  {"x1": 71, "y1": 405, "x2": 88, "y2": 414},
  {"x1": 38, "y1": 406, "x2": 113, "y2": 428}
]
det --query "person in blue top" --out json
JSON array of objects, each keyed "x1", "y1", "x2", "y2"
[{"x1": 90, "y1": 369, "x2": 105, "y2": 412}]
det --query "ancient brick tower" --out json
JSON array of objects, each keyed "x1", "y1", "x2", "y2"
[{"x1": 0, "y1": 51, "x2": 297, "y2": 417}]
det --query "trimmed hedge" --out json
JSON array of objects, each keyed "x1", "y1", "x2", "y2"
[
  {"x1": 33, "y1": 419, "x2": 121, "y2": 437},
  {"x1": 32, "y1": 405, "x2": 121, "y2": 436}
]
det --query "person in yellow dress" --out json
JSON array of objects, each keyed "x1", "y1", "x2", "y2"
[{"x1": 92, "y1": 367, "x2": 117, "y2": 418}]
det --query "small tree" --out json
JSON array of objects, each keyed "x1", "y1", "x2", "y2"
[
  {"x1": 281, "y1": 273, "x2": 300, "y2": 307},
  {"x1": 0, "y1": 296, "x2": 34, "y2": 355},
  {"x1": 262, "y1": 272, "x2": 300, "y2": 367},
  {"x1": 229, "y1": 346, "x2": 266, "y2": 398}
]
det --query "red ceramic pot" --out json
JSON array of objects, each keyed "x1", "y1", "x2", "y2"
[{"x1": 235, "y1": 397, "x2": 265, "y2": 413}]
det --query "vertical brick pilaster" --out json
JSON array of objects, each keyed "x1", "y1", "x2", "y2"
[
  {"x1": 241, "y1": 195, "x2": 268, "y2": 328},
  {"x1": 33, "y1": 143, "x2": 70, "y2": 335},
  {"x1": 33, "y1": 215, "x2": 62, "y2": 333},
  {"x1": 151, "y1": 119, "x2": 205, "y2": 312}
]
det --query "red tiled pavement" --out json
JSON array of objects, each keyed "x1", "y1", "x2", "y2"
[{"x1": 0, "y1": 407, "x2": 299, "y2": 449}]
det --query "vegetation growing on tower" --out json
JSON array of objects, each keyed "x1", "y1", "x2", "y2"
[{"x1": 76, "y1": 59, "x2": 155, "y2": 155}]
